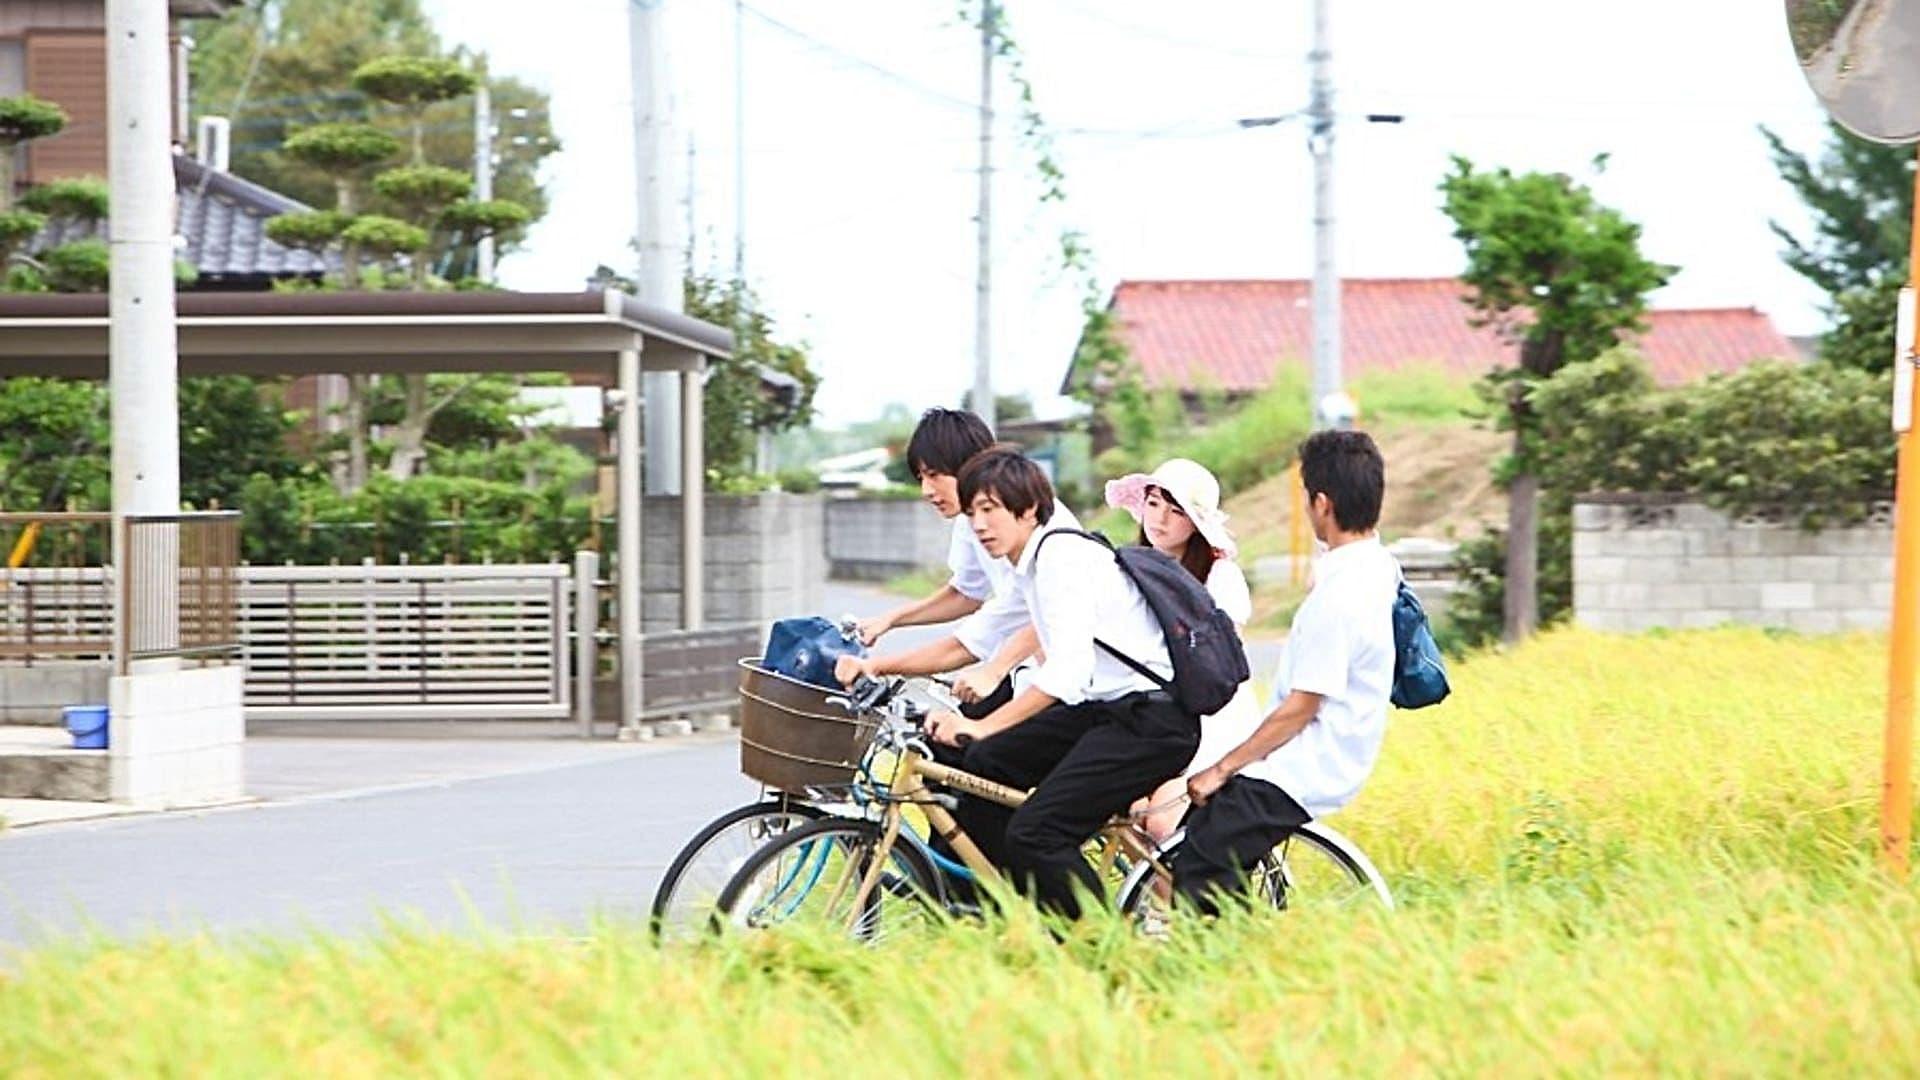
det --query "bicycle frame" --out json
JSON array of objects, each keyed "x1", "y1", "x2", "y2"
[{"x1": 843, "y1": 740, "x2": 1171, "y2": 927}]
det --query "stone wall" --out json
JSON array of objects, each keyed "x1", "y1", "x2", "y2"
[
  {"x1": 0, "y1": 661, "x2": 110, "y2": 725},
  {"x1": 641, "y1": 493, "x2": 826, "y2": 632},
  {"x1": 824, "y1": 497, "x2": 951, "y2": 581},
  {"x1": 1572, "y1": 497, "x2": 1892, "y2": 633}
]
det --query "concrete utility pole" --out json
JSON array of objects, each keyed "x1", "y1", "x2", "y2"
[
  {"x1": 1308, "y1": 0, "x2": 1342, "y2": 430},
  {"x1": 473, "y1": 75, "x2": 495, "y2": 282},
  {"x1": 629, "y1": 0, "x2": 684, "y2": 495},
  {"x1": 733, "y1": 0, "x2": 746, "y2": 286},
  {"x1": 972, "y1": 0, "x2": 996, "y2": 431},
  {"x1": 107, "y1": 0, "x2": 180, "y2": 522}
]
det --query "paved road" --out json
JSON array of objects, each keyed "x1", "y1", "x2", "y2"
[
  {"x1": 0, "y1": 580, "x2": 1284, "y2": 949},
  {"x1": 0, "y1": 736, "x2": 756, "y2": 947}
]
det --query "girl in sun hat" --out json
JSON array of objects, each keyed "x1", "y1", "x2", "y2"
[{"x1": 1105, "y1": 458, "x2": 1260, "y2": 843}]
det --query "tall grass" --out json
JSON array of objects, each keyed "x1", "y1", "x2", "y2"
[{"x1": 3, "y1": 628, "x2": 1915, "y2": 1074}]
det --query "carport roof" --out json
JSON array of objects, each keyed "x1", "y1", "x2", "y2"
[{"x1": 0, "y1": 290, "x2": 732, "y2": 377}]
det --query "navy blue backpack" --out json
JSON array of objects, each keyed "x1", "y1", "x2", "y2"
[
  {"x1": 763, "y1": 616, "x2": 865, "y2": 691},
  {"x1": 1390, "y1": 581, "x2": 1450, "y2": 709}
]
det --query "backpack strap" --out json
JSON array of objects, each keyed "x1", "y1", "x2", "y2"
[{"x1": 1029, "y1": 527, "x2": 1172, "y2": 692}]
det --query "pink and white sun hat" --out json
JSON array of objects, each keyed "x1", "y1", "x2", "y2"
[{"x1": 1104, "y1": 457, "x2": 1237, "y2": 559}]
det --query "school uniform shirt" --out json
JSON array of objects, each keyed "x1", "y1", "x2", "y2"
[
  {"x1": 1243, "y1": 535, "x2": 1399, "y2": 818},
  {"x1": 1185, "y1": 558, "x2": 1261, "y2": 778},
  {"x1": 949, "y1": 502, "x2": 1079, "y2": 661},
  {"x1": 999, "y1": 519, "x2": 1172, "y2": 705}
]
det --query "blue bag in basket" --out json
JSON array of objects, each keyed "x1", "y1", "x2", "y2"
[{"x1": 763, "y1": 616, "x2": 865, "y2": 691}]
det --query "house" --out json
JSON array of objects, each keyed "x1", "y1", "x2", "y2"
[
  {"x1": 1, "y1": 1, "x2": 239, "y2": 187},
  {"x1": 1064, "y1": 278, "x2": 1802, "y2": 404}
]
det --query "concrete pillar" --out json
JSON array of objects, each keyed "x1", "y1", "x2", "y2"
[
  {"x1": 680, "y1": 365, "x2": 704, "y2": 630},
  {"x1": 617, "y1": 347, "x2": 644, "y2": 733}
]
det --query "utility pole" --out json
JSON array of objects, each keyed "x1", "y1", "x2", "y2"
[
  {"x1": 629, "y1": 0, "x2": 683, "y2": 496},
  {"x1": 973, "y1": 1, "x2": 996, "y2": 432},
  {"x1": 473, "y1": 74, "x2": 494, "y2": 282},
  {"x1": 107, "y1": 0, "x2": 181, "y2": 669},
  {"x1": 106, "y1": 2, "x2": 180, "y2": 522},
  {"x1": 733, "y1": 0, "x2": 746, "y2": 287},
  {"x1": 1308, "y1": 0, "x2": 1341, "y2": 430}
]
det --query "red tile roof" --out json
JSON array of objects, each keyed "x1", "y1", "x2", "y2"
[{"x1": 1077, "y1": 278, "x2": 1799, "y2": 393}]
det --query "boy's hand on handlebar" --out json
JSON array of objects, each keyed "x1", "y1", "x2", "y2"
[
  {"x1": 951, "y1": 668, "x2": 999, "y2": 705},
  {"x1": 926, "y1": 709, "x2": 980, "y2": 748},
  {"x1": 834, "y1": 654, "x2": 879, "y2": 688},
  {"x1": 854, "y1": 615, "x2": 892, "y2": 647}
]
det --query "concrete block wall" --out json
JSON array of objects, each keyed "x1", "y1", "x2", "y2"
[
  {"x1": 109, "y1": 664, "x2": 246, "y2": 807},
  {"x1": 640, "y1": 493, "x2": 826, "y2": 632},
  {"x1": 825, "y1": 497, "x2": 952, "y2": 581},
  {"x1": 1572, "y1": 498, "x2": 1892, "y2": 633},
  {"x1": 0, "y1": 661, "x2": 111, "y2": 724}
]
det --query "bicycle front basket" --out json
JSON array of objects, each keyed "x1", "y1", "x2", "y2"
[{"x1": 737, "y1": 658, "x2": 879, "y2": 792}]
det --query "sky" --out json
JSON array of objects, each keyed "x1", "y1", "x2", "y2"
[{"x1": 418, "y1": 0, "x2": 1837, "y2": 427}]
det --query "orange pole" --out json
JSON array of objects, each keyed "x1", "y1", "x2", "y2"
[{"x1": 1882, "y1": 146, "x2": 1920, "y2": 876}]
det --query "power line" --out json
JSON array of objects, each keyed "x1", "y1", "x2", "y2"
[{"x1": 739, "y1": 2, "x2": 977, "y2": 112}]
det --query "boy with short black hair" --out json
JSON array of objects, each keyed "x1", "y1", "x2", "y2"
[
  {"x1": 842, "y1": 419, "x2": 1077, "y2": 716},
  {"x1": 924, "y1": 448, "x2": 1199, "y2": 920},
  {"x1": 1176, "y1": 429, "x2": 1398, "y2": 913}
]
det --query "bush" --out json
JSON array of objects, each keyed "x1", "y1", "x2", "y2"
[
  {"x1": 341, "y1": 215, "x2": 429, "y2": 257},
  {"x1": 1444, "y1": 351, "x2": 1896, "y2": 647},
  {"x1": 774, "y1": 468, "x2": 821, "y2": 494},
  {"x1": 372, "y1": 165, "x2": 472, "y2": 218},
  {"x1": 351, "y1": 56, "x2": 477, "y2": 106},
  {"x1": 17, "y1": 177, "x2": 108, "y2": 223},
  {"x1": 0, "y1": 94, "x2": 66, "y2": 145},
  {"x1": 39, "y1": 239, "x2": 109, "y2": 291},
  {"x1": 283, "y1": 123, "x2": 401, "y2": 172},
  {"x1": 264, "y1": 211, "x2": 351, "y2": 254}
]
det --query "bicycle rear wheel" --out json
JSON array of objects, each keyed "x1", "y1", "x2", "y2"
[
  {"x1": 714, "y1": 816, "x2": 945, "y2": 942},
  {"x1": 650, "y1": 799, "x2": 827, "y2": 940},
  {"x1": 1116, "y1": 822, "x2": 1392, "y2": 923}
]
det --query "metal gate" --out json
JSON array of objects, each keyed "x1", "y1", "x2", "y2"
[{"x1": 240, "y1": 563, "x2": 572, "y2": 721}]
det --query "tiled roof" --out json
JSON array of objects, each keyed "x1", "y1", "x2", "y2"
[
  {"x1": 35, "y1": 154, "x2": 336, "y2": 286},
  {"x1": 1073, "y1": 278, "x2": 1799, "y2": 392}
]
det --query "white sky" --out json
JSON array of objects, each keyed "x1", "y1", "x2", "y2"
[{"x1": 420, "y1": 0, "x2": 1835, "y2": 426}]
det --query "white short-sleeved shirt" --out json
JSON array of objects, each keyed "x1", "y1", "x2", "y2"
[
  {"x1": 1185, "y1": 558, "x2": 1259, "y2": 776},
  {"x1": 950, "y1": 502, "x2": 1080, "y2": 660},
  {"x1": 1204, "y1": 559, "x2": 1252, "y2": 626},
  {"x1": 1241, "y1": 536, "x2": 1399, "y2": 817},
  {"x1": 994, "y1": 520, "x2": 1171, "y2": 704}
]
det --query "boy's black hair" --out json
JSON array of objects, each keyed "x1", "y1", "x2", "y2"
[
  {"x1": 906, "y1": 408, "x2": 995, "y2": 479},
  {"x1": 956, "y1": 445, "x2": 1055, "y2": 525},
  {"x1": 1298, "y1": 430, "x2": 1385, "y2": 532}
]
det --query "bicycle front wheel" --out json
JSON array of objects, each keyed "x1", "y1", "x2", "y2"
[
  {"x1": 650, "y1": 799, "x2": 827, "y2": 940},
  {"x1": 714, "y1": 817, "x2": 945, "y2": 942}
]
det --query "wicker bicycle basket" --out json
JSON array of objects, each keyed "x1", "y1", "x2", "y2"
[{"x1": 737, "y1": 658, "x2": 879, "y2": 792}]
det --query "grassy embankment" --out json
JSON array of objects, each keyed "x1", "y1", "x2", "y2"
[{"x1": 2, "y1": 628, "x2": 1915, "y2": 1074}]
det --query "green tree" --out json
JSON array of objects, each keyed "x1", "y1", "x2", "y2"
[
  {"x1": 0, "y1": 95, "x2": 66, "y2": 212},
  {"x1": 0, "y1": 378, "x2": 107, "y2": 511},
  {"x1": 1764, "y1": 122, "x2": 1914, "y2": 371},
  {"x1": 188, "y1": 0, "x2": 555, "y2": 261},
  {"x1": 680, "y1": 273, "x2": 821, "y2": 479},
  {"x1": 1440, "y1": 155, "x2": 1674, "y2": 642},
  {"x1": 351, "y1": 55, "x2": 476, "y2": 165},
  {"x1": 180, "y1": 377, "x2": 308, "y2": 510}
]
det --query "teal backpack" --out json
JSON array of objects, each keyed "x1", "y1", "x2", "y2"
[{"x1": 1390, "y1": 581, "x2": 1451, "y2": 709}]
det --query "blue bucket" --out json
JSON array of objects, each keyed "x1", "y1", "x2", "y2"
[{"x1": 63, "y1": 705, "x2": 109, "y2": 750}]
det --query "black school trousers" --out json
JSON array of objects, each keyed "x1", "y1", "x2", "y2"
[
  {"x1": 1170, "y1": 775, "x2": 1312, "y2": 916},
  {"x1": 952, "y1": 691, "x2": 1198, "y2": 920}
]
